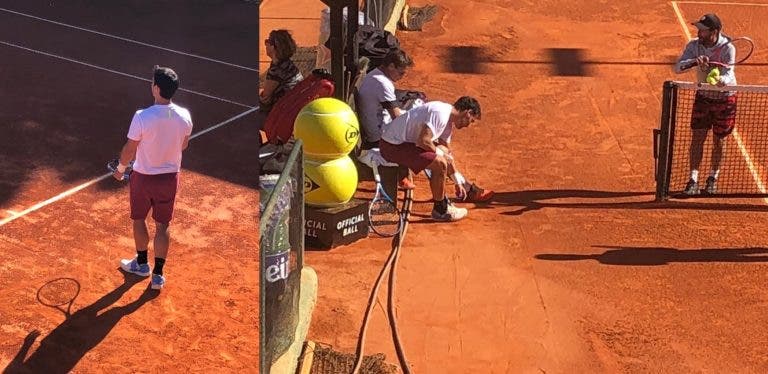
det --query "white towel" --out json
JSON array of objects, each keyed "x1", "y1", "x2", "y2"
[{"x1": 357, "y1": 148, "x2": 398, "y2": 169}]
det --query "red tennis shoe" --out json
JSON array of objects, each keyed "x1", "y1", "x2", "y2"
[
  {"x1": 398, "y1": 177, "x2": 416, "y2": 190},
  {"x1": 464, "y1": 183, "x2": 494, "y2": 203}
]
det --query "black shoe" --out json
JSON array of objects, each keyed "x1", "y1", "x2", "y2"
[
  {"x1": 683, "y1": 179, "x2": 699, "y2": 195},
  {"x1": 704, "y1": 176, "x2": 717, "y2": 194}
]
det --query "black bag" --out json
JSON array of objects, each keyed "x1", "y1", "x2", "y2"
[
  {"x1": 356, "y1": 25, "x2": 400, "y2": 72},
  {"x1": 325, "y1": 25, "x2": 400, "y2": 73}
]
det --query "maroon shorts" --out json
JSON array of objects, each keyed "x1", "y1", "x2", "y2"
[
  {"x1": 691, "y1": 93, "x2": 738, "y2": 138},
  {"x1": 129, "y1": 171, "x2": 179, "y2": 224},
  {"x1": 379, "y1": 140, "x2": 436, "y2": 173}
]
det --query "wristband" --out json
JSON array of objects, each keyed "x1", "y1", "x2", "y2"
[
  {"x1": 453, "y1": 172, "x2": 466, "y2": 186},
  {"x1": 435, "y1": 147, "x2": 445, "y2": 156}
]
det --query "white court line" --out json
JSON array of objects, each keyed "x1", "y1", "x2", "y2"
[
  {"x1": 677, "y1": 1, "x2": 768, "y2": 6},
  {"x1": 0, "y1": 40, "x2": 253, "y2": 109},
  {"x1": 0, "y1": 7, "x2": 259, "y2": 72},
  {"x1": 671, "y1": 1, "x2": 768, "y2": 202},
  {"x1": 0, "y1": 106, "x2": 259, "y2": 228}
]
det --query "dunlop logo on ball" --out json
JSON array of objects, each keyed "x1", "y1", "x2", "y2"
[
  {"x1": 304, "y1": 177, "x2": 320, "y2": 193},
  {"x1": 345, "y1": 125, "x2": 359, "y2": 144}
]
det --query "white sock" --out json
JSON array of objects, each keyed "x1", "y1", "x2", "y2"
[
  {"x1": 690, "y1": 170, "x2": 699, "y2": 182},
  {"x1": 709, "y1": 170, "x2": 719, "y2": 180}
]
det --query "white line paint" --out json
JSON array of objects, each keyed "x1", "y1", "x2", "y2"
[
  {"x1": 190, "y1": 106, "x2": 259, "y2": 140},
  {"x1": 0, "y1": 40, "x2": 253, "y2": 109},
  {"x1": 671, "y1": 1, "x2": 692, "y2": 40},
  {"x1": 678, "y1": 1, "x2": 768, "y2": 6},
  {"x1": 671, "y1": 1, "x2": 768, "y2": 201},
  {"x1": 0, "y1": 107, "x2": 259, "y2": 227},
  {"x1": 732, "y1": 131, "x2": 768, "y2": 195},
  {"x1": 0, "y1": 7, "x2": 259, "y2": 72},
  {"x1": 0, "y1": 176, "x2": 110, "y2": 226}
]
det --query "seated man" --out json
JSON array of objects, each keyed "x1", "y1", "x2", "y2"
[
  {"x1": 357, "y1": 49, "x2": 416, "y2": 189},
  {"x1": 379, "y1": 97, "x2": 481, "y2": 222},
  {"x1": 357, "y1": 50, "x2": 493, "y2": 202}
]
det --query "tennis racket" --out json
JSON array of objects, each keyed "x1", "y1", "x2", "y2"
[
  {"x1": 36, "y1": 277, "x2": 80, "y2": 318},
  {"x1": 107, "y1": 158, "x2": 134, "y2": 181},
  {"x1": 682, "y1": 36, "x2": 755, "y2": 71},
  {"x1": 369, "y1": 164, "x2": 403, "y2": 237}
]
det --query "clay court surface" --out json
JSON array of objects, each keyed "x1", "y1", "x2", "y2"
[
  {"x1": 262, "y1": 0, "x2": 768, "y2": 372},
  {"x1": 0, "y1": 1, "x2": 261, "y2": 372}
]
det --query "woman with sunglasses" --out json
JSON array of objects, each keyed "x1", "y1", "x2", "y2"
[{"x1": 260, "y1": 29, "x2": 303, "y2": 113}]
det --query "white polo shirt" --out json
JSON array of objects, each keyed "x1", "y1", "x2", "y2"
[{"x1": 127, "y1": 103, "x2": 193, "y2": 175}]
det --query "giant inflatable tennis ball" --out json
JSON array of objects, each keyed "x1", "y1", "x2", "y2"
[
  {"x1": 294, "y1": 97, "x2": 360, "y2": 159},
  {"x1": 303, "y1": 155, "x2": 358, "y2": 207}
]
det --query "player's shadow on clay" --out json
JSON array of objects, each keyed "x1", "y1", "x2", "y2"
[
  {"x1": 484, "y1": 189, "x2": 768, "y2": 216},
  {"x1": 535, "y1": 246, "x2": 768, "y2": 266},
  {"x1": 3, "y1": 270, "x2": 159, "y2": 374}
]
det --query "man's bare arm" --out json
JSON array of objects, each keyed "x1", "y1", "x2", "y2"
[{"x1": 119, "y1": 139, "x2": 139, "y2": 166}]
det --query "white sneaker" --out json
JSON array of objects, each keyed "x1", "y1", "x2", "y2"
[
  {"x1": 120, "y1": 258, "x2": 151, "y2": 277},
  {"x1": 151, "y1": 274, "x2": 165, "y2": 290},
  {"x1": 431, "y1": 203, "x2": 468, "y2": 222}
]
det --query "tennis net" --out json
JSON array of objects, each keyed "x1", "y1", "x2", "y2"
[{"x1": 655, "y1": 81, "x2": 768, "y2": 200}]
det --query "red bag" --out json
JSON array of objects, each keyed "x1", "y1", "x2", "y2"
[{"x1": 263, "y1": 70, "x2": 335, "y2": 144}]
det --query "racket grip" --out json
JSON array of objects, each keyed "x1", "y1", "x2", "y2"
[{"x1": 371, "y1": 166, "x2": 382, "y2": 183}]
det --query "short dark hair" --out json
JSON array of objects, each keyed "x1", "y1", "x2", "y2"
[
  {"x1": 454, "y1": 96, "x2": 481, "y2": 119},
  {"x1": 381, "y1": 49, "x2": 413, "y2": 69},
  {"x1": 269, "y1": 29, "x2": 297, "y2": 61},
  {"x1": 153, "y1": 66, "x2": 179, "y2": 99}
]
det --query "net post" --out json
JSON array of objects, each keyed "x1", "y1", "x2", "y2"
[{"x1": 656, "y1": 81, "x2": 676, "y2": 201}]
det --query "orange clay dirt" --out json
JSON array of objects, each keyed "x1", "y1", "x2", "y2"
[
  {"x1": 270, "y1": 0, "x2": 768, "y2": 372},
  {"x1": 0, "y1": 2, "x2": 260, "y2": 373}
]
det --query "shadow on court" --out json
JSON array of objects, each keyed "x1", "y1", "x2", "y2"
[
  {"x1": 0, "y1": 1, "x2": 260, "y2": 208},
  {"x1": 441, "y1": 45, "x2": 768, "y2": 76},
  {"x1": 480, "y1": 189, "x2": 768, "y2": 215},
  {"x1": 535, "y1": 246, "x2": 768, "y2": 266},
  {"x1": 3, "y1": 271, "x2": 159, "y2": 374}
]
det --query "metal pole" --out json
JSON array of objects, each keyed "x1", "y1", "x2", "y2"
[
  {"x1": 656, "y1": 81, "x2": 675, "y2": 201},
  {"x1": 328, "y1": 4, "x2": 345, "y2": 101}
]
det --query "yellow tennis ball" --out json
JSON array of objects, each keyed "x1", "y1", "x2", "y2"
[
  {"x1": 303, "y1": 156, "x2": 358, "y2": 207},
  {"x1": 294, "y1": 98, "x2": 360, "y2": 160},
  {"x1": 706, "y1": 67, "x2": 720, "y2": 85}
]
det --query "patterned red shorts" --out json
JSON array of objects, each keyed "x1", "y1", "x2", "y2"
[{"x1": 691, "y1": 93, "x2": 738, "y2": 138}]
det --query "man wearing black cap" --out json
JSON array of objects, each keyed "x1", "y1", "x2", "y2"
[{"x1": 674, "y1": 13, "x2": 737, "y2": 195}]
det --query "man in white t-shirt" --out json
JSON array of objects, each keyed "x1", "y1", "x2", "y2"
[
  {"x1": 380, "y1": 97, "x2": 480, "y2": 222},
  {"x1": 112, "y1": 66, "x2": 193, "y2": 290},
  {"x1": 357, "y1": 49, "x2": 417, "y2": 190},
  {"x1": 358, "y1": 49, "x2": 413, "y2": 148},
  {"x1": 358, "y1": 50, "x2": 494, "y2": 201}
]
